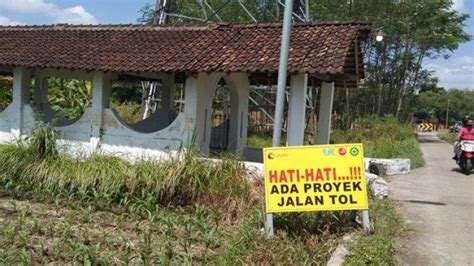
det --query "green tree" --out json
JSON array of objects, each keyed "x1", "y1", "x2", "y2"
[
  {"x1": 46, "y1": 78, "x2": 92, "y2": 119},
  {"x1": 137, "y1": 0, "x2": 471, "y2": 126},
  {"x1": 414, "y1": 86, "x2": 474, "y2": 125},
  {"x1": 0, "y1": 75, "x2": 13, "y2": 111}
]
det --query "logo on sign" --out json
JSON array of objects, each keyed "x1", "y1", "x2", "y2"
[
  {"x1": 267, "y1": 153, "x2": 288, "y2": 160},
  {"x1": 350, "y1": 147, "x2": 359, "y2": 156},
  {"x1": 322, "y1": 149, "x2": 335, "y2": 156},
  {"x1": 338, "y1": 148, "x2": 347, "y2": 156}
]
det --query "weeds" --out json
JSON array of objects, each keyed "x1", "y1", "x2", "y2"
[
  {"x1": 0, "y1": 143, "x2": 250, "y2": 213},
  {"x1": 332, "y1": 115, "x2": 424, "y2": 168},
  {"x1": 437, "y1": 130, "x2": 457, "y2": 145},
  {"x1": 28, "y1": 122, "x2": 58, "y2": 159},
  {"x1": 247, "y1": 116, "x2": 424, "y2": 168},
  {"x1": 344, "y1": 199, "x2": 406, "y2": 265},
  {"x1": 0, "y1": 124, "x2": 404, "y2": 264}
]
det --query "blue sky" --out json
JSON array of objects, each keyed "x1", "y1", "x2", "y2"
[
  {"x1": 425, "y1": 0, "x2": 474, "y2": 90},
  {"x1": 0, "y1": 0, "x2": 472, "y2": 89}
]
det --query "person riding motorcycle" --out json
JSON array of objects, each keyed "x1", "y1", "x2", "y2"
[{"x1": 453, "y1": 116, "x2": 474, "y2": 160}]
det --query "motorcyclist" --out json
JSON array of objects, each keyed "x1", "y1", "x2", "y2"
[{"x1": 453, "y1": 116, "x2": 474, "y2": 160}]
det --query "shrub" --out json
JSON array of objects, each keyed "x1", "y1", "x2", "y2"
[
  {"x1": 332, "y1": 115, "x2": 424, "y2": 168},
  {"x1": 0, "y1": 144, "x2": 251, "y2": 214}
]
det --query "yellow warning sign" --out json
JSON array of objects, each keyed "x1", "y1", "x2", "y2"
[{"x1": 263, "y1": 144, "x2": 369, "y2": 213}]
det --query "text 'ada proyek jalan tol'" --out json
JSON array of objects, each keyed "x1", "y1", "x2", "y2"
[{"x1": 263, "y1": 144, "x2": 368, "y2": 213}]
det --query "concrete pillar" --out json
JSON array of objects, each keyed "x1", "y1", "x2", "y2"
[
  {"x1": 287, "y1": 74, "x2": 308, "y2": 146},
  {"x1": 156, "y1": 74, "x2": 176, "y2": 127},
  {"x1": 183, "y1": 72, "x2": 220, "y2": 155},
  {"x1": 228, "y1": 73, "x2": 250, "y2": 153},
  {"x1": 11, "y1": 67, "x2": 31, "y2": 138},
  {"x1": 317, "y1": 82, "x2": 335, "y2": 144},
  {"x1": 90, "y1": 71, "x2": 111, "y2": 148},
  {"x1": 160, "y1": 74, "x2": 175, "y2": 112}
]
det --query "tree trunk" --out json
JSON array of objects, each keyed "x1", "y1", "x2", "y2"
[
  {"x1": 376, "y1": 44, "x2": 388, "y2": 115},
  {"x1": 395, "y1": 41, "x2": 414, "y2": 119}
]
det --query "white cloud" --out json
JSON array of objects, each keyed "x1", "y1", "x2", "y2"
[
  {"x1": 426, "y1": 56, "x2": 474, "y2": 89},
  {"x1": 56, "y1": 6, "x2": 98, "y2": 24},
  {"x1": 0, "y1": 0, "x2": 56, "y2": 14},
  {"x1": 0, "y1": 0, "x2": 98, "y2": 24},
  {"x1": 0, "y1": 15, "x2": 24, "y2": 26}
]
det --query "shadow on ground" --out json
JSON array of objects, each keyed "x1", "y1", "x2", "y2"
[{"x1": 417, "y1": 137, "x2": 444, "y2": 144}]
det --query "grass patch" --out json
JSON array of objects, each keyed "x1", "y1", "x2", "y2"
[
  {"x1": 0, "y1": 194, "x2": 365, "y2": 264},
  {"x1": 0, "y1": 141, "x2": 361, "y2": 264},
  {"x1": 247, "y1": 132, "x2": 285, "y2": 148},
  {"x1": 344, "y1": 199, "x2": 406, "y2": 265},
  {"x1": 437, "y1": 130, "x2": 457, "y2": 145},
  {"x1": 0, "y1": 123, "x2": 406, "y2": 264},
  {"x1": 248, "y1": 116, "x2": 424, "y2": 168},
  {"x1": 247, "y1": 133, "x2": 273, "y2": 148},
  {"x1": 0, "y1": 144, "x2": 249, "y2": 212},
  {"x1": 332, "y1": 116, "x2": 424, "y2": 168}
]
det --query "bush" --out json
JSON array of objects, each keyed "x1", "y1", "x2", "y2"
[
  {"x1": 110, "y1": 101, "x2": 142, "y2": 124},
  {"x1": 332, "y1": 115, "x2": 424, "y2": 168},
  {"x1": 344, "y1": 199, "x2": 406, "y2": 265},
  {"x1": 0, "y1": 143, "x2": 250, "y2": 213}
]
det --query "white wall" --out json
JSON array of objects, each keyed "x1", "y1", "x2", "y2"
[{"x1": 0, "y1": 67, "x2": 251, "y2": 161}]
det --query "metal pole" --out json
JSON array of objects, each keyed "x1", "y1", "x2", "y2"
[
  {"x1": 238, "y1": 0, "x2": 258, "y2": 23},
  {"x1": 446, "y1": 98, "x2": 450, "y2": 129},
  {"x1": 276, "y1": 0, "x2": 280, "y2": 20},
  {"x1": 266, "y1": 0, "x2": 294, "y2": 237},
  {"x1": 304, "y1": 0, "x2": 310, "y2": 22},
  {"x1": 362, "y1": 210, "x2": 370, "y2": 233},
  {"x1": 152, "y1": 0, "x2": 160, "y2": 25}
]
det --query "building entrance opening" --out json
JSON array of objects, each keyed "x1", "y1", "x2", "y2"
[
  {"x1": 0, "y1": 74, "x2": 12, "y2": 112},
  {"x1": 210, "y1": 78, "x2": 231, "y2": 153}
]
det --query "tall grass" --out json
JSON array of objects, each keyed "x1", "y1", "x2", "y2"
[
  {"x1": 0, "y1": 123, "x2": 406, "y2": 264},
  {"x1": 0, "y1": 143, "x2": 251, "y2": 214},
  {"x1": 27, "y1": 122, "x2": 58, "y2": 158},
  {"x1": 247, "y1": 116, "x2": 424, "y2": 168},
  {"x1": 437, "y1": 130, "x2": 457, "y2": 145},
  {"x1": 332, "y1": 115, "x2": 424, "y2": 168},
  {"x1": 344, "y1": 199, "x2": 406, "y2": 265}
]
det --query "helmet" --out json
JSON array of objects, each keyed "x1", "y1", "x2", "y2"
[{"x1": 463, "y1": 116, "x2": 473, "y2": 127}]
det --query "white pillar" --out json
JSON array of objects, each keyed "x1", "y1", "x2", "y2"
[
  {"x1": 228, "y1": 73, "x2": 250, "y2": 153},
  {"x1": 11, "y1": 67, "x2": 31, "y2": 138},
  {"x1": 287, "y1": 74, "x2": 308, "y2": 146},
  {"x1": 183, "y1": 72, "x2": 220, "y2": 155},
  {"x1": 317, "y1": 82, "x2": 335, "y2": 144},
  {"x1": 90, "y1": 71, "x2": 111, "y2": 149}
]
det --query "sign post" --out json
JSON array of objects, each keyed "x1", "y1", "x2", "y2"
[
  {"x1": 263, "y1": 144, "x2": 370, "y2": 232},
  {"x1": 268, "y1": 0, "x2": 294, "y2": 237}
]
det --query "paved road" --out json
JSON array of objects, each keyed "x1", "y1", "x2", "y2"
[{"x1": 390, "y1": 132, "x2": 474, "y2": 265}]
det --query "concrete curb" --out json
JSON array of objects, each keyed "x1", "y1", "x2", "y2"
[{"x1": 364, "y1": 158, "x2": 411, "y2": 176}]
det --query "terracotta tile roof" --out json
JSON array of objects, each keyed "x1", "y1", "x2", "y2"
[{"x1": 0, "y1": 22, "x2": 369, "y2": 78}]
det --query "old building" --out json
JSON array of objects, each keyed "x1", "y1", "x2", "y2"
[{"x1": 0, "y1": 22, "x2": 368, "y2": 159}]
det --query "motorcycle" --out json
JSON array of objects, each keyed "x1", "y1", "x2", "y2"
[{"x1": 457, "y1": 140, "x2": 474, "y2": 175}]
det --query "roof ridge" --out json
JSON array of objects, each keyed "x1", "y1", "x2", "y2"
[
  {"x1": 0, "y1": 23, "x2": 209, "y2": 31},
  {"x1": 0, "y1": 21, "x2": 371, "y2": 31}
]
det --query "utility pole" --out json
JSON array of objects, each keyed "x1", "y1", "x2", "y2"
[
  {"x1": 143, "y1": 0, "x2": 171, "y2": 119},
  {"x1": 304, "y1": 0, "x2": 310, "y2": 21},
  {"x1": 446, "y1": 98, "x2": 450, "y2": 129},
  {"x1": 276, "y1": 0, "x2": 280, "y2": 20},
  {"x1": 267, "y1": 0, "x2": 294, "y2": 237},
  {"x1": 153, "y1": 0, "x2": 170, "y2": 25}
]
